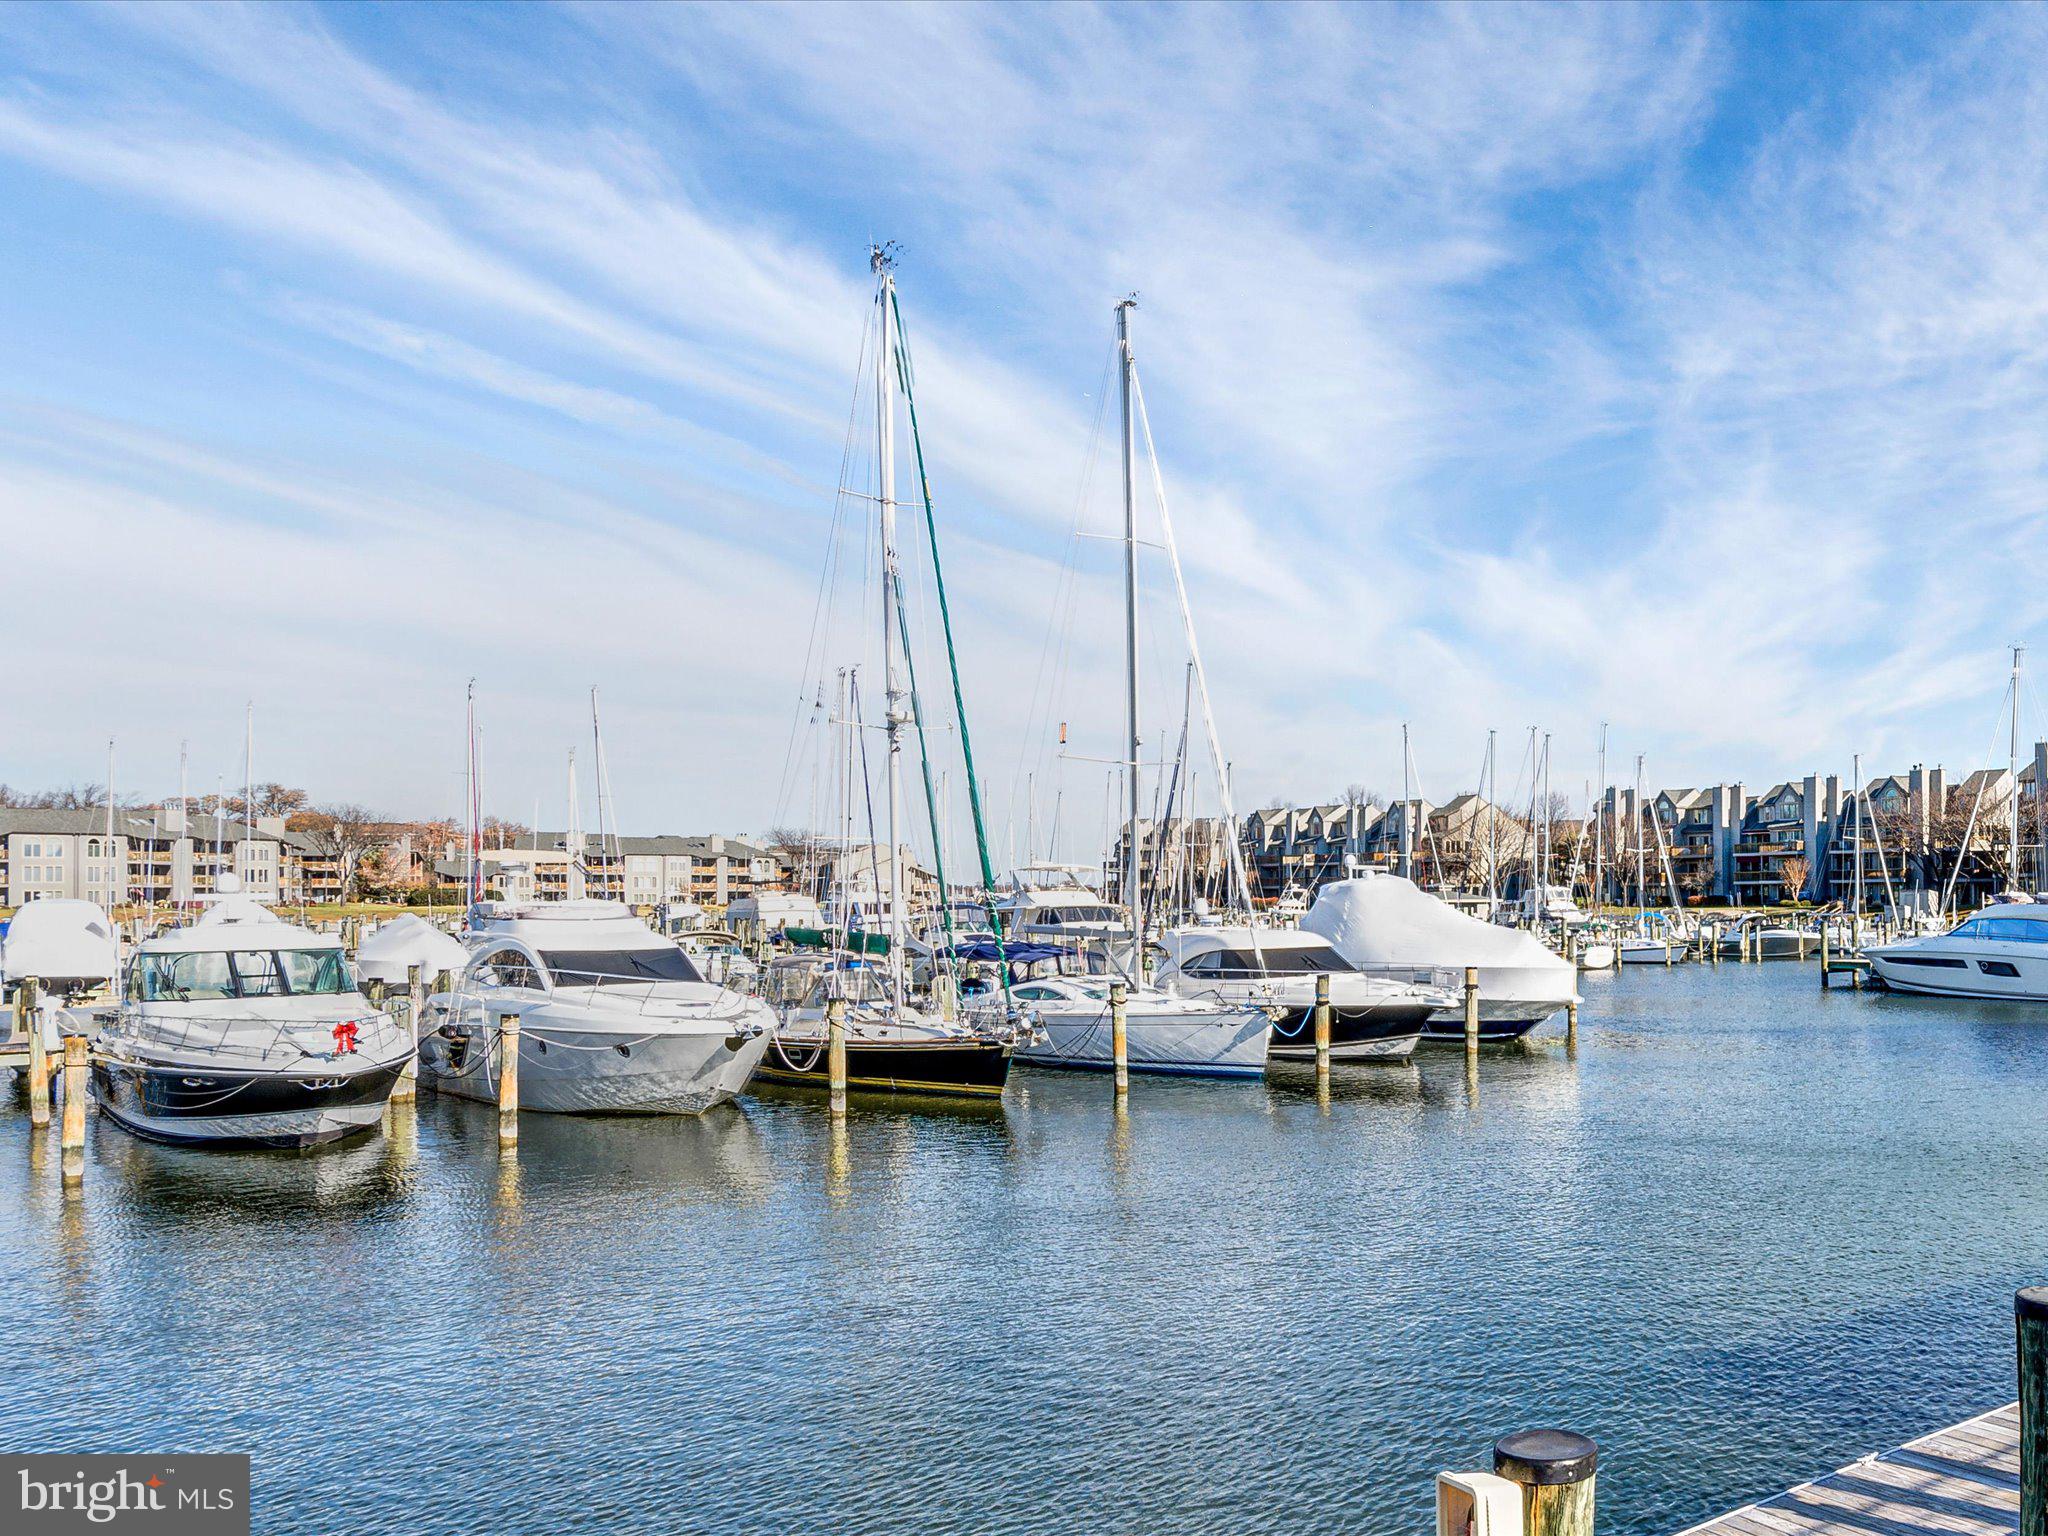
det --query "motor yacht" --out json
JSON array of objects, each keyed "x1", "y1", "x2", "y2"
[
  {"x1": 95, "y1": 887, "x2": 413, "y2": 1148},
  {"x1": 992, "y1": 864, "x2": 1126, "y2": 944},
  {"x1": 1864, "y1": 902, "x2": 2048, "y2": 999},
  {"x1": 1150, "y1": 926, "x2": 1444, "y2": 1061},
  {"x1": 1301, "y1": 872, "x2": 1577, "y2": 1042},
  {"x1": 417, "y1": 900, "x2": 771, "y2": 1114}
]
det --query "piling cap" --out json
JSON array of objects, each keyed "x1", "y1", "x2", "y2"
[
  {"x1": 1494, "y1": 1429, "x2": 1597, "y2": 1486},
  {"x1": 2017, "y1": 1286, "x2": 2048, "y2": 1324}
]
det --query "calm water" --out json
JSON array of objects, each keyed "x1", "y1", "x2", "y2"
[{"x1": 3, "y1": 961, "x2": 2044, "y2": 1535}]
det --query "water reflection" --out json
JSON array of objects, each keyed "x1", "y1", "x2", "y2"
[{"x1": 1, "y1": 965, "x2": 2041, "y2": 1536}]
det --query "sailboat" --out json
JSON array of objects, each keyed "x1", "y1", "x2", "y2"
[
  {"x1": 999, "y1": 298, "x2": 1277, "y2": 1077},
  {"x1": 758, "y1": 248, "x2": 1015, "y2": 1096}
]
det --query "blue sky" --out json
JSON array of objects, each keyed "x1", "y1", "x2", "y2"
[{"x1": 2, "y1": 2, "x2": 2046, "y2": 849}]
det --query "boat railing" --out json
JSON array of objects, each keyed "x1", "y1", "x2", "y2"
[
  {"x1": 107, "y1": 1007, "x2": 411, "y2": 1067},
  {"x1": 1346, "y1": 962, "x2": 1462, "y2": 994},
  {"x1": 438, "y1": 968, "x2": 763, "y2": 1029}
]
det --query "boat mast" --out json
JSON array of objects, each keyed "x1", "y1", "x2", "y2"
[
  {"x1": 105, "y1": 738, "x2": 117, "y2": 913},
  {"x1": 243, "y1": 700, "x2": 254, "y2": 877},
  {"x1": 465, "y1": 680, "x2": 479, "y2": 907},
  {"x1": 1399, "y1": 722, "x2": 1413, "y2": 880},
  {"x1": 1484, "y1": 728, "x2": 1498, "y2": 916},
  {"x1": 2011, "y1": 645, "x2": 2024, "y2": 894},
  {"x1": 1595, "y1": 724, "x2": 1607, "y2": 911},
  {"x1": 1540, "y1": 731, "x2": 1552, "y2": 897},
  {"x1": 1117, "y1": 296, "x2": 1143, "y2": 944},
  {"x1": 875, "y1": 246, "x2": 907, "y2": 1007},
  {"x1": 1634, "y1": 753, "x2": 1646, "y2": 911},
  {"x1": 1853, "y1": 750, "x2": 1864, "y2": 942},
  {"x1": 566, "y1": 746, "x2": 584, "y2": 901}
]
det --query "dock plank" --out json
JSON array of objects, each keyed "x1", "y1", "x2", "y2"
[{"x1": 1676, "y1": 1405, "x2": 2022, "y2": 1536}]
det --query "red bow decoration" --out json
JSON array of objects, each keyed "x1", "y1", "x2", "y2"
[{"x1": 332, "y1": 1021, "x2": 360, "y2": 1055}]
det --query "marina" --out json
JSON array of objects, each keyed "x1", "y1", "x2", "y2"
[{"x1": 6, "y1": 956, "x2": 2047, "y2": 1534}]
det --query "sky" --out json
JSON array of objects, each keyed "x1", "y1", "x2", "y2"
[{"x1": 3, "y1": 2, "x2": 2048, "y2": 855}]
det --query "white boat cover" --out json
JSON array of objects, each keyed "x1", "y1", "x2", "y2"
[
  {"x1": 1301, "y1": 873, "x2": 1577, "y2": 1009},
  {"x1": 356, "y1": 914, "x2": 470, "y2": 985},
  {"x1": 1, "y1": 899, "x2": 117, "y2": 987}
]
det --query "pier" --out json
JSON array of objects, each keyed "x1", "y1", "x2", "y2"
[{"x1": 1676, "y1": 1404, "x2": 2020, "y2": 1536}]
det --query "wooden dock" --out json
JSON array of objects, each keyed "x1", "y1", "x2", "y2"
[{"x1": 1676, "y1": 1403, "x2": 2021, "y2": 1536}]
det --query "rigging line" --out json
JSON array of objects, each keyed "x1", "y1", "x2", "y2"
[
  {"x1": 1012, "y1": 338, "x2": 1117, "y2": 842},
  {"x1": 1940, "y1": 675, "x2": 2020, "y2": 913},
  {"x1": 848, "y1": 672, "x2": 886, "y2": 943},
  {"x1": 774, "y1": 303, "x2": 879, "y2": 825},
  {"x1": 1127, "y1": 362, "x2": 1254, "y2": 915},
  {"x1": 891, "y1": 288, "x2": 1011, "y2": 1003}
]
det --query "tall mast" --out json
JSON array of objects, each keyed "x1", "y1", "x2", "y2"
[
  {"x1": 1634, "y1": 754, "x2": 1647, "y2": 909},
  {"x1": 1399, "y1": 722, "x2": 1413, "y2": 879},
  {"x1": 465, "y1": 680, "x2": 479, "y2": 906},
  {"x1": 875, "y1": 246, "x2": 907, "y2": 1005},
  {"x1": 1595, "y1": 724, "x2": 1607, "y2": 910},
  {"x1": 1853, "y1": 750, "x2": 1864, "y2": 930},
  {"x1": 243, "y1": 700, "x2": 255, "y2": 848},
  {"x1": 1540, "y1": 731, "x2": 1552, "y2": 891},
  {"x1": 1485, "y1": 728, "x2": 1498, "y2": 914},
  {"x1": 178, "y1": 739, "x2": 188, "y2": 908},
  {"x1": 566, "y1": 746, "x2": 584, "y2": 901},
  {"x1": 1115, "y1": 295, "x2": 1143, "y2": 944},
  {"x1": 105, "y1": 738, "x2": 117, "y2": 912},
  {"x1": 2011, "y1": 645, "x2": 2024, "y2": 892}
]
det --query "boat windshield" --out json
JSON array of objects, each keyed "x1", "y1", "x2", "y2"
[
  {"x1": 541, "y1": 948, "x2": 704, "y2": 986},
  {"x1": 1031, "y1": 906, "x2": 1122, "y2": 925},
  {"x1": 130, "y1": 948, "x2": 358, "y2": 1001},
  {"x1": 1184, "y1": 944, "x2": 1354, "y2": 977}
]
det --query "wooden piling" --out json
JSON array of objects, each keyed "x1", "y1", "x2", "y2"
[
  {"x1": 1494, "y1": 1429, "x2": 1596, "y2": 1536},
  {"x1": 2019, "y1": 1286, "x2": 2048, "y2": 1536},
  {"x1": 391, "y1": 963, "x2": 422, "y2": 1103},
  {"x1": 1463, "y1": 966, "x2": 1480, "y2": 1061},
  {"x1": 1819, "y1": 925, "x2": 1831, "y2": 988},
  {"x1": 1566, "y1": 1000, "x2": 1578, "y2": 1050},
  {"x1": 59, "y1": 1034, "x2": 87, "y2": 1186},
  {"x1": 21, "y1": 977, "x2": 49, "y2": 1128},
  {"x1": 1313, "y1": 971, "x2": 1331, "y2": 1077},
  {"x1": 496, "y1": 1011, "x2": 519, "y2": 1147},
  {"x1": 1110, "y1": 980, "x2": 1130, "y2": 1095},
  {"x1": 826, "y1": 996, "x2": 848, "y2": 1115}
]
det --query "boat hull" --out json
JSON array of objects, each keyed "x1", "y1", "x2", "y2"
[
  {"x1": 754, "y1": 1034, "x2": 1012, "y2": 1096},
  {"x1": 92, "y1": 1055, "x2": 406, "y2": 1150},
  {"x1": 1865, "y1": 951, "x2": 2048, "y2": 1001},
  {"x1": 1014, "y1": 1004, "x2": 1271, "y2": 1077},
  {"x1": 1263, "y1": 1002, "x2": 1428, "y2": 1061},
  {"x1": 418, "y1": 1023, "x2": 770, "y2": 1115}
]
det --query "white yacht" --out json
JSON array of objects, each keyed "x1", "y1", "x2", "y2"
[
  {"x1": 417, "y1": 900, "x2": 772, "y2": 1114},
  {"x1": 1865, "y1": 902, "x2": 2048, "y2": 999},
  {"x1": 1150, "y1": 926, "x2": 1446, "y2": 1060},
  {"x1": 95, "y1": 889, "x2": 414, "y2": 1148},
  {"x1": 993, "y1": 865, "x2": 1126, "y2": 943},
  {"x1": 1, "y1": 898, "x2": 119, "y2": 1054},
  {"x1": 1302, "y1": 872, "x2": 1578, "y2": 1042}
]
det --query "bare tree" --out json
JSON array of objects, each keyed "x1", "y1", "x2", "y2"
[
  {"x1": 1778, "y1": 854, "x2": 1810, "y2": 904},
  {"x1": 293, "y1": 803, "x2": 379, "y2": 900},
  {"x1": 1342, "y1": 784, "x2": 1385, "y2": 811}
]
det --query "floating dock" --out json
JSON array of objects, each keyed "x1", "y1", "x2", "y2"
[{"x1": 1677, "y1": 1403, "x2": 2020, "y2": 1536}]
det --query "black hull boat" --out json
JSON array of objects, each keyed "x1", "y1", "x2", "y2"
[
  {"x1": 1417, "y1": 1014, "x2": 1546, "y2": 1044},
  {"x1": 1265, "y1": 1001, "x2": 1434, "y2": 1060},
  {"x1": 753, "y1": 1034, "x2": 1011, "y2": 1098},
  {"x1": 93, "y1": 1054, "x2": 408, "y2": 1150}
]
